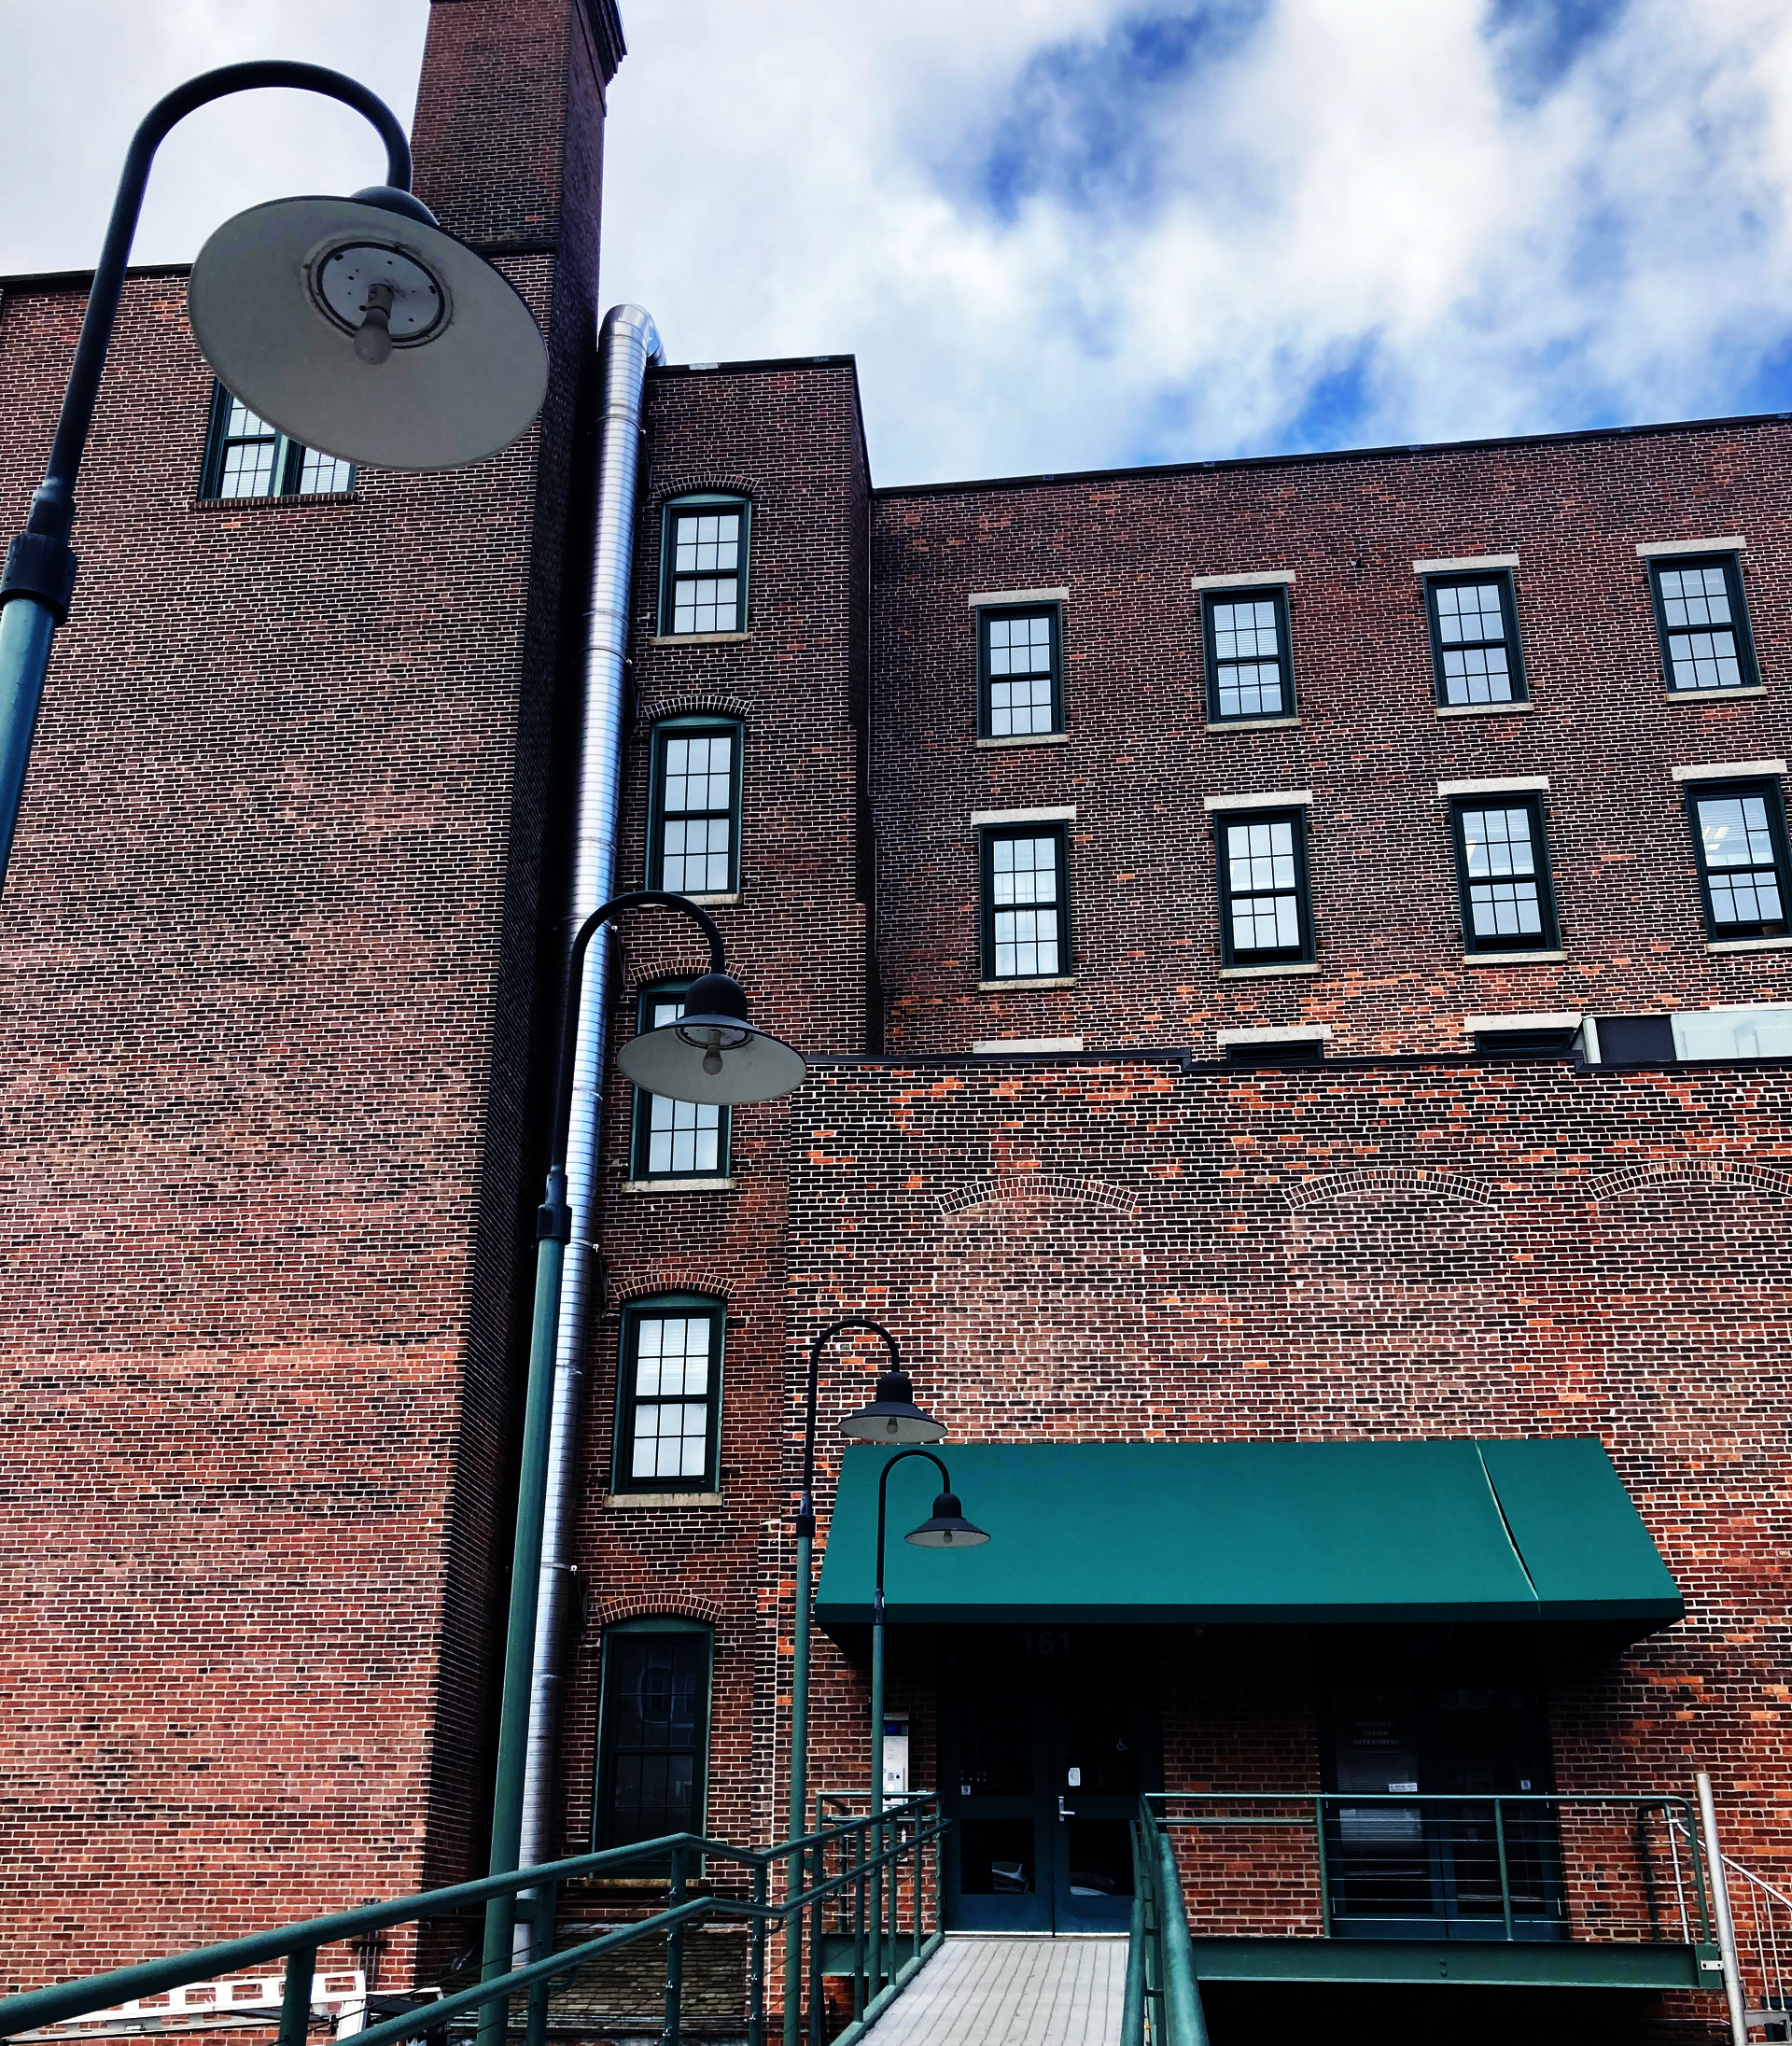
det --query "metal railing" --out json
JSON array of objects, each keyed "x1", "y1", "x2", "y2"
[
  {"x1": 0, "y1": 1797, "x2": 948, "y2": 2046},
  {"x1": 1671, "y1": 1813, "x2": 1792, "y2": 2034},
  {"x1": 1127, "y1": 1803, "x2": 1208, "y2": 2046},
  {"x1": 808, "y1": 1794, "x2": 945, "y2": 2042}
]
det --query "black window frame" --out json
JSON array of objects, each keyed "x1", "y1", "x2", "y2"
[
  {"x1": 1647, "y1": 552, "x2": 1759, "y2": 694},
  {"x1": 645, "y1": 716, "x2": 744, "y2": 896},
  {"x1": 1423, "y1": 570, "x2": 1527, "y2": 709},
  {"x1": 1214, "y1": 805, "x2": 1315, "y2": 967},
  {"x1": 630, "y1": 981, "x2": 732, "y2": 1181},
  {"x1": 976, "y1": 603, "x2": 1064, "y2": 739},
  {"x1": 978, "y1": 823, "x2": 1071, "y2": 981},
  {"x1": 1684, "y1": 776, "x2": 1792, "y2": 941},
  {"x1": 658, "y1": 494, "x2": 751, "y2": 637},
  {"x1": 1449, "y1": 792, "x2": 1561, "y2": 955},
  {"x1": 590, "y1": 1618, "x2": 713, "y2": 1859},
  {"x1": 198, "y1": 382, "x2": 354, "y2": 501},
  {"x1": 1201, "y1": 585, "x2": 1295, "y2": 724},
  {"x1": 612, "y1": 1293, "x2": 725, "y2": 1496}
]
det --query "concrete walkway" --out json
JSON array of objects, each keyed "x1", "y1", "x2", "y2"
[{"x1": 869, "y1": 1935, "x2": 1127, "y2": 2046}]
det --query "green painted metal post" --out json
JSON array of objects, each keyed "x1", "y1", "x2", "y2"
[
  {"x1": 276, "y1": 1947, "x2": 315, "y2": 2046},
  {"x1": 665, "y1": 1843, "x2": 687, "y2": 2046},
  {"x1": 749, "y1": 1861, "x2": 768, "y2": 2046},
  {"x1": 0, "y1": 596, "x2": 55, "y2": 893},
  {"x1": 525, "y1": 1881, "x2": 557, "y2": 2046},
  {"x1": 1155, "y1": 1829, "x2": 1211, "y2": 2046},
  {"x1": 1122, "y1": 1882, "x2": 1147, "y2": 2046},
  {"x1": 869, "y1": 1602, "x2": 886, "y2": 1994},
  {"x1": 1493, "y1": 1799, "x2": 1515, "y2": 1941},
  {"x1": 1313, "y1": 1796, "x2": 1332, "y2": 1937},
  {"x1": 477, "y1": 1226, "x2": 566, "y2": 2046},
  {"x1": 782, "y1": 1522, "x2": 813, "y2": 2046}
]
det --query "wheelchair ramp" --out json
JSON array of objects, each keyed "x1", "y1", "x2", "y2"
[{"x1": 869, "y1": 1934, "x2": 1127, "y2": 2046}]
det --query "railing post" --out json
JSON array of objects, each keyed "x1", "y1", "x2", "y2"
[
  {"x1": 807, "y1": 1831, "x2": 824, "y2": 2046},
  {"x1": 1155, "y1": 1823, "x2": 1211, "y2": 2046},
  {"x1": 749, "y1": 1861, "x2": 768, "y2": 2046},
  {"x1": 1697, "y1": 1772, "x2": 1750, "y2": 2046},
  {"x1": 912, "y1": 1809, "x2": 922, "y2": 1969},
  {"x1": 1313, "y1": 1797, "x2": 1332, "y2": 1938},
  {"x1": 276, "y1": 1946, "x2": 316, "y2": 2046},
  {"x1": 665, "y1": 1844, "x2": 687, "y2": 2046},
  {"x1": 525, "y1": 1881, "x2": 558, "y2": 2046},
  {"x1": 853, "y1": 1812, "x2": 868, "y2": 2022},
  {"x1": 1493, "y1": 1800, "x2": 1515, "y2": 1941}
]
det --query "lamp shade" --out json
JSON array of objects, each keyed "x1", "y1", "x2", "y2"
[
  {"x1": 841, "y1": 1369, "x2": 946, "y2": 1444},
  {"x1": 188, "y1": 186, "x2": 549, "y2": 469},
  {"x1": 615, "y1": 971, "x2": 806, "y2": 1106},
  {"x1": 905, "y1": 1492, "x2": 989, "y2": 1549}
]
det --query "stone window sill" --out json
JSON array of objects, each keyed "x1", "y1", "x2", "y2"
[
  {"x1": 605, "y1": 1492, "x2": 723, "y2": 1509},
  {"x1": 1206, "y1": 716, "x2": 1301, "y2": 732},
  {"x1": 976, "y1": 732, "x2": 1071, "y2": 749},
  {"x1": 1707, "y1": 935, "x2": 1792, "y2": 953},
  {"x1": 679, "y1": 891, "x2": 740, "y2": 906},
  {"x1": 620, "y1": 1178, "x2": 739, "y2": 1195},
  {"x1": 1666, "y1": 685, "x2": 1768, "y2": 700},
  {"x1": 1219, "y1": 960, "x2": 1320, "y2": 978},
  {"x1": 650, "y1": 631, "x2": 751, "y2": 646},
  {"x1": 978, "y1": 975, "x2": 1077, "y2": 990},
  {"x1": 1462, "y1": 949, "x2": 1566, "y2": 965},
  {"x1": 1436, "y1": 699, "x2": 1533, "y2": 718}
]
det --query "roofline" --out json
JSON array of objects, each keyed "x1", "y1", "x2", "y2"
[
  {"x1": 651, "y1": 355, "x2": 859, "y2": 377},
  {"x1": 0, "y1": 239, "x2": 560, "y2": 297},
  {"x1": 872, "y1": 407, "x2": 1792, "y2": 498}
]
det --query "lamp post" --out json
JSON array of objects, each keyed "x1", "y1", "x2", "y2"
[
  {"x1": 0, "y1": 60, "x2": 551, "y2": 896},
  {"x1": 478, "y1": 891, "x2": 805, "y2": 2039},
  {"x1": 783, "y1": 1321, "x2": 944, "y2": 2046},
  {"x1": 868, "y1": 1449, "x2": 988, "y2": 1997}
]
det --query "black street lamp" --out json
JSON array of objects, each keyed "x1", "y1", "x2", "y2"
[
  {"x1": 478, "y1": 891, "x2": 805, "y2": 2037},
  {"x1": 0, "y1": 61, "x2": 552, "y2": 896}
]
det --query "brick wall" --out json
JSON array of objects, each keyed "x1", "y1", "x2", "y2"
[
  {"x1": 0, "y1": 0, "x2": 607, "y2": 1985},
  {"x1": 871, "y1": 424, "x2": 1792, "y2": 1056}
]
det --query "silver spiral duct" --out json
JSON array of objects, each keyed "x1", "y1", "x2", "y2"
[{"x1": 517, "y1": 302, "x2": 664, "y2": 1885}]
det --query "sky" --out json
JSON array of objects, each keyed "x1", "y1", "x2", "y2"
[{"x1": 5, "y1": 0, "x2": 1792, "y2": 486}]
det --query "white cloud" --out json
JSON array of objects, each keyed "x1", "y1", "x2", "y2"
[{"x1": 7, "y1": 3, "x2": 1792, "y2": 488}]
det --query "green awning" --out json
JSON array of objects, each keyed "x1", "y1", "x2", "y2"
[{"x1": 813, "y1": 1437, "x2": 1682, "y2": 1633}]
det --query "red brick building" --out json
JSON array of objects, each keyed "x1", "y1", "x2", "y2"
[{"x1": 2, "y1": 4, "x2": 1789, "y2": 2041}]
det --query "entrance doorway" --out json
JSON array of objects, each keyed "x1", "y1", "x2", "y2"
[
  {"x1": 941, "y1": 1627, "x2": 1158, "y2": 1932},
  {"x1": 1322, "y1": 1634, "x2": 1565, "y2": 1940}
]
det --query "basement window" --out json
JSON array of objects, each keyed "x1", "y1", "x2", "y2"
[{"x1": 199, "y1": 384, "x2": 353, "y2": 498}]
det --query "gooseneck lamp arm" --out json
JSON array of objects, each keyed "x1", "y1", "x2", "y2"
[
  {"x1": 798, "y1": 1316, "x2": 902, "y2": 1535},
  {"x1": 0, "y1": 63, "x2": 413, "y2": 898},
  {"x1": 874, "y1": 1448, "x2": 953, "y2": 1619}
]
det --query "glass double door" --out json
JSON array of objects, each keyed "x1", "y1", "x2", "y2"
[{"x1": 941, "y1": 1627, "x2": 1156, "y2": 1933}]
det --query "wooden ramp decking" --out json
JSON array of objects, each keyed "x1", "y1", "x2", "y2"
[{"x1": 867, "y1": 1934, "x2": 1127, "y2": 2046}]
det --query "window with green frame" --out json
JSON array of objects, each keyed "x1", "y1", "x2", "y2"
[
  {"x1": 1648, "y1": 554, "x2": 1759, "y2": 694},
  {"x1": 631, "y1": 984, "x2": 730, "y2": 1179},
  {"x1": 1424, "y1": 571, "x2": 1526, "y2": 708},
  {"x1": 979, "y1": 824, "x2": 1070, "y2": 979},
  {"x1": 614, "y1": 1295, "x2": 723, "y2": 1493},
  {"x1": 977, "y1": 604, "x2": 1063, "y2": 737},
  {"x1": 1215, "y1": 806, "x2": 1313, "y2": 965},
  {"x1": 200, "y1": 383, "x2": 354, "y2": 500},
  {"x1": 1449, "y1": 793, "x2": 1561, "y2": 953},
  {"x1": 592, "y1": 1619, "x2": 712, "y2": 1855},
  {"x1": 1686, "y1": 778, "x2": 1791, "y2": 939},
  {"x1": 1202, "y1": 587, "x2": 1295, "y2": 722},
  {"x1": 647, "y1": 718, "x2": 743, "y2": 895},
  {"x1": 659, "y1": 496, "x2": 750, "y2": 635}
]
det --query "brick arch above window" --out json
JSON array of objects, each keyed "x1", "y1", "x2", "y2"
[
  {"x1": 935, "y1": 1172, "x2": 1138, "y2": 1221},
  {"x1": 1589, "y1": 1158, "x2": 1792, "y2": 1206},
  {"x1": 635, "y1": 691, "x2": 753, "y2": 735},
  {"x1": 1282, "y1": 1167, "x2": 1503, "y2": 1213},
  {"x1": 609, "y1": 1268, "x2": 741, "y2": 1310},
  {"x1": 592, "y1": 1592, "x2": 732, "y2": 1633},
  {"x1": 647, "y1": 478, "x2": 760, "y2": 516}
]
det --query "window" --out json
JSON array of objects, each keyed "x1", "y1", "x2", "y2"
[
  {"x1": 1202, "y1": 587, "x2": 1294, "y2": 722},
  {"x1": 1649, "y1": 554, "x2": 1757, "y2": 693},
  {"x1": 1215, "y1": 808, "x2": 1313, "y2": 965},
  {"x1": 1449, "y1": 795, "x2": 1560, "y2": 953},
  {"x1": 631, "y1": 985, "x2": 729, "y2": 1180},
  {"x1": 593, "y1": 1620, "x2": 711, "y2": 1856},
  {"x1": 1425, "y1": 573, "x2": 1524, "y2": 708},
  {"x1": 660, "y1": 496, "x2": 749, "y2": 635},
  {"x1": 615, "y1": 1296, "x2": 722, "y2": 1492},
  {"x1": 978, "y1": 606, "x2": 1062, "y2": 737},
  {"x1": 200, "y1": 385, "x2": 353, "y2": 500},
  {"x1": 1687, "y1": 780, "x2": 1791, "y2": 939},
  {"x1": 648, "y1": 719, "x2": 741, "y2": 895},
  {"x1": 980, "y1": 826, "x2": 1069, "y2": 980}
]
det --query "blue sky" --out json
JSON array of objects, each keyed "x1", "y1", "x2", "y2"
[{"x1": 7, "y1": 1, "x2": 1792, "y2": 486}]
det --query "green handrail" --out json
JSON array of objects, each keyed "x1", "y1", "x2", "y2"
[
  {"x1": 1133, "y1": 1799, "x2": 1211, "y2": 2046},
  {"x1": 0, "y1": 1798, "x2": 948, "y2": 2046}
]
